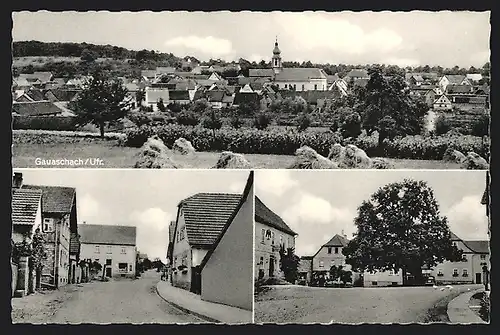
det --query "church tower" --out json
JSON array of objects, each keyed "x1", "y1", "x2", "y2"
[{"x1": 272, "y1": 37, "x2": 282, "y2": 74}]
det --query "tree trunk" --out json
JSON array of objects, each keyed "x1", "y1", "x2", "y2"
[
  {"x1": 99, "y1": 122, "x2": 105, "y2": 138},
  {"x1": 378, "y1": 131, "x2": 386, "y2": 157}
]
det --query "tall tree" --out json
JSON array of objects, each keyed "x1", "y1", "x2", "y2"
[
  {"x1": 71, "y1": 70, "x2": 131, "y2": 138},
  {"x1": 343, "y1": 179, "x2": 463, "y2": 285},
  {"x1": 279, "y1": 246, "x2": 300, "y2": 284}
]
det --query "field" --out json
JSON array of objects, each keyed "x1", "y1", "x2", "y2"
[{"x1": 12, "y1": 140, "x2": 461, "y2": 169}]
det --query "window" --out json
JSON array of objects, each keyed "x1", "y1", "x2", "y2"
[
  {"x1": 372, "y1": 281, "x2": 378, "y2": 286},
  {"x1": 43, "y1": 218, "x2": 54, "y2": 232},
  {"x1": 129, "y1": 265, "x2": 133, "y2": 271},
  {"x1": 261, "y1": 229, "x2": 265, "y2": 243},
  {"x1": 461, "y1": 255, "x2": 467, "y2": 262},
  {"x1": 437, "y1": 269, "x2": 443, "y2": 277},
  {"x1": 334, "y1": 247, "x2": 339, "y2": 254},
  {"x1": 60, "y1": 250, "x2": 63, "y2": 266},
  {"x1": 107, "y1": 246, "x2": 112, "y2": 254},
  {"x1": 327, "y1": 247, "x2": 332, "y2": 254},
  {"x1": 462, "y1": 269, "x2": 468, "y2": 277},
  {"x1": 319, "y1": 261, "x2": 324, "y2": 268},
  {"x1": 118, "y1": 263, "x2": 127, "y2": 269},
  {"x1": 285, "y1": 84, "x2": 288, "y2": 89},
  {"x1": 480, "y1": 255, "x2": 486, "y2": 260},
  {"x1": 302, "y1": 84, "x2": 305, "y2": 91},
  {"x1": 121, "y1": 247, "x2": 126, "y2": 254},
  {"x1": 259, "y1": 257, "x2": 264, "y2": 265},
  {"x1": 452, "y1": 268, "x2": 459, "y2": 277},
  {"x1": 314, "y1": 84, "x2": 317, "y2": 90},
  {"x1": 271, "y1": 232, "x2": 275, "y2": 246},
  {"x1": 95, "y1": 245, "x2": 100, "y2": 254},
  {"x1": 106, "y1": 259, "x2": 112, "y2": 266},
  {"x1": 279, "y1": 235, "x2": 283, "y2": 247}
]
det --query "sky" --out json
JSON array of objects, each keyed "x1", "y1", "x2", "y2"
[
  {"x1": 255, "y1": 170, "x2": 489, "y2": 257},
  {"x1": 12, "y1": 11, "x2": 490, "y2": 67},
  {"x1": 16, "y1": 169, "x2": 251, "y2": 263}
]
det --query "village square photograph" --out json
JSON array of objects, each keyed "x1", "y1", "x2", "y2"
[
  {"x1": 10, "y1": 168, "x2": 254, "y2": 324},
  {"x1": 11, "y1": 11, "x2": 490, "y2": 170},
  {"x1": 254, "y1": 169, "x2": 490, "y2": 324}
]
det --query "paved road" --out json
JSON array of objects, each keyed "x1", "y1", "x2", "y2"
[
  {"x1": 49, "y1": 270, "x2": 204, "y2": 324},
  {"x1": 254, "y1": 284, "x2": 482, "y2": 324}
]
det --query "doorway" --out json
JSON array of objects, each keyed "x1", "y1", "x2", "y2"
[
  {"x1": 475, "y1": 273, "x2": 482, "y2": 284},
  {"x1": 269, "y1": 256, "x2": 275, "y2": 277}
]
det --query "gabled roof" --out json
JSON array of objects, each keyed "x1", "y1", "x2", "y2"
[
  {"x1": 344, "y1": 69, "x2": 369, "y2": 79},
  {"x1": 405, "y1": 72, "x2": 438, "y2": 81},
  {"x1": 78, "y1": 224, "x2": 137, "y2": 246},
  {"x1": 446, "y1": 85, "x2": 474, "y2": 94},
  {"x1": 168, "y1": 90, "x2": 190, "y2": 101},
  {"x1": 249, "y1": 68, "x2": 275, "y2": 77},
  {"x1": 12, "y1": 188, "x2": 42, "y2": 226},
  {"x1": 326, "y1": 74, "x2": 341, "y2": 84},
  {"x1": 466, "y1": 73, "x2": 483, "y2": 81},
  {"x1": 233, "y1": 92, "x2": 259, "y2": 105},
  {"x1": 12, "y1": 101, "x2": 67, "y2": 116},
  {"x1": 255, "y1": 196, "x2": 297, "y2": 236},
  {"x1": 45, "y1": 89, "x2": 80, "y2": 102},
  {"x1": 275, "y1": 68, "x2": 327, "y2": 82},
  {"x1": 443, "y1": 74, "x2": 467, "y2": 84},
  {"x1": 178, "y1": 193, "x2": 243, "y2": 247},
  {"x1": 23, "y1": 185, "x2": 76, "y2": 213},
  {"x1": 463, "y1": 240, "x2": 489, "y2": 254},
  {"x1": 200, "y1": 172, "x2": 254, "y2": 271},
  {"x1": 324, "y1": 234, "x2": 349, "y2": 247},
  {"x1": 206, "y1": 90, "x2": 225, "y2": 102},
  {"x1": 25, "y1": 88, "x2": 47, "y2": 101},
  {"x1": 19, "y1": 72, "x2": 53, "y2": 83}
]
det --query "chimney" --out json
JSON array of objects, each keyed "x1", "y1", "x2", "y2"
[{"x1": 13, "y1": 172, "x2": 23, "y2": 189}]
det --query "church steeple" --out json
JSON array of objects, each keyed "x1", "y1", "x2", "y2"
[{"x1": 272, "y1": 36, "x2": 282, "y2": 74}]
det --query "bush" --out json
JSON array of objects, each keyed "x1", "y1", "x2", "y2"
[
  {"x1": 253, "y1": 112, "x2": 271, "y2": 130},
  {"x1": 229, "y1": 115, "x2": 244, "y2": 129},
  {"x1": 201, "y1": 110, "x2": 223, "y2": 131},
  {"x1": 471, "y1": 114, "x2": 490, "y2": 137},
  {"x1": 176, "y1": 110, "x2": 199, "y2": 126},
  {"x1": 479, "y1": 293, "x2": 490, "y2": 322},
  {"x1": 434, "y1": 114, "x2": 452, "y2": 135},
  {"x1": 13, "y1": 115, "x2": 78, "y2": 131},
  {"x1": 295, "y1": 113, "x2": 311, "y2": 132},
  {"x1": 127, "y1": 111, "x2": 153, "y2": 127}
]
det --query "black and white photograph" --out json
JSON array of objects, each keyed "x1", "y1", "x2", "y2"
[
  {"x1": 254, "y1": 170, "x2": 490, "y2": 324},
  {"x1": 11, "y1": 11, "x2": 490, "y2": 170},
  {"x1": 10, "y1": 169, "x2": 254, "y2": 324}
]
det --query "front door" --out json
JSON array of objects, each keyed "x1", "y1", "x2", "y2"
[
  {"x1": 106, "y1": 267, "x2": 112, "y2": 277},
  {"x1": 476, "y1": 273, "x2": 482, "y2": 284},
  {"x1": 269, "y1": 256, "x2": 275, "y2": 277},
  {"x1": 190, "y1": 266, "x2": 201, "y2": 294}
]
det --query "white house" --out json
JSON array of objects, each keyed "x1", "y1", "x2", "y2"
[
  {"x1": 438, "y1": 75, "x2": 472, "y2": 91},
  {"x1": 143, "y1": 87, "x2": 170, "y2": 111},
  {"x1": 79, "y1": 224, "x2": 137, "y2": 279},
  {"x1": 433, "y1": 94, "x2": 453, "y2": 111}
]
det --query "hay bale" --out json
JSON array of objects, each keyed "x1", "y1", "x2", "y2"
[
  {"x1": 289, "y1": 146, "x2": 338, "y2": 169},
  {"x1": 371, "y1": 157, "x2": 395, "y2": 169},
  {"x1": 328, "y1": 143, "x2": 345, "y2": 162},
  {"x1": 443, "y1": 148, "x2": 466, "y2": 164},
  {"x1": 461, "y1": 152, "x2": 489, "y2": 170},
  {"x1": 134, "y1": 136, "x2": 179, "y2": 169},
  {"x1": 338, "y1": 144, "x2": 372, "y2": 169},
  {"x1": 172, "y1": 137, "x2": 195, "y2": 155},
  {"x1": 213, "y1": 151, "x2": 252, "y2": 169}
]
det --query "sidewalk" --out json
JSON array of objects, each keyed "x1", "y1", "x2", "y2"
[
  {"x1": 156, "y1": 280, "x2": 252, "y2": 324},
  {"x1": 447, "y1": 288, "x2": 488, "y2": 324}
]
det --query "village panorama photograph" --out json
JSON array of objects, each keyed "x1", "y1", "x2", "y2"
[
  {"x1": 10, "y1": 169, "x2": 254, "y2": 324},
  {"x1": 254, "y1": 170, "x2": 490, "y2": 324},
  {"x1": 11, "y1": 11, "x2": 490, "y2": 170}
]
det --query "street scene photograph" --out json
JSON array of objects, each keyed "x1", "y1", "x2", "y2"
[
  {"x1": 11, "y1": 11, "x2": 490, "y2": 169},
  {"x1": 254, "y1": 170, "x2": 490, "y2": 324},
  {"x1": 11, "y1": 169, "x2": 254, "y2": 324}
]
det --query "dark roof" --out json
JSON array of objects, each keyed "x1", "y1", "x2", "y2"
[
  {"x1": 463, "y1": 240, "x2": 489, "y2": 254},
  {"x1": 69, "y1": 232, "x2": 80, "y2": 254},
  {"x1": 12, "y1": 101, "x2": 67, "y2": 116},
  {"x1": 280, "y1": 90, "x2": 339, "y2": 104},
  {"x1": 23, "y1": 185, "x2": 75, "y2": 213},
  {"x1": 193, "y1": 90, "x2": 206, "y2": 100},
  {"x1": 445, "y1": 74, "x2": 467, "y2": 84},
  {"x1": 327, "y1": 74, "x2": 340, "y2": 84},
  {"x1": 200, "y1": 172, "x2": 253, "y2": 270},
  {"x1": 301, "y1": 256, "x2": 313, "y2": 260},
  {"x1": 46, "y1": 89, "x2": 80, "y2": 102},
  {"x1": 344, "y1": 69, "x2": 369, "y2": 79},
  {"x1": 25, "y1": 88, "x2": 47, "y2": 101},
  {"x1": 168, "y1": 90, "x2": 190, "y2": 101},
  {"x1": 233, "y1": 92, "x2": 259, "y2": 105},
  {"x1": 206, "y1": 90, "x2": 225, "y2": 102},
  {"x1": 446, "y1": 85, "x2": 473, "y2": 94},
  {"x1": 249, "y1": 68, "x2": 275, "y2": 77},
  {"x1": 179, "y1": 193, "x2": 243, "y2": 247},
  {"x1": 275, "y1": 68, "x2": 327, "y2": 82},
  {"x1": 324, "y1": 234, "x2": 349, "y2": 247},
  {"x1": 12, "y1": 188, "x2": 43, "y2": 226},
  {"x1": 255, "y1": 196, "x2": 297, "y2": 236},
  {"x1": 78, "y1": 224, "x2": 137, "y2": 246}
]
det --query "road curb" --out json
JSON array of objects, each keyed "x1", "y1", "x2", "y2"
[
  {"x1": 155, "y1": 282, "x2": 220, "y2": 323},
  {"x1": 447, "y1": 288, "x2": 487, "y2": 324}
]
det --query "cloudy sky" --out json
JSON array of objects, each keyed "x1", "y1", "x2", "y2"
[
  {"x1": 255, "y1": 170, "x2": 488, "y2": 257},
  {"x1": 16, "y1": 169, "x2": 250, "y2": 263},
  {"x1": 12, "y1": 11, "x2": 490, "y2": 67}
]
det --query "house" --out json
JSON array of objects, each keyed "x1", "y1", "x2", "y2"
[
  {"x1": 23, "y1": 181, "x2": 78, "y2": 289},
  {"x1": 181, "y1": 57, "x2": 200, "y2": 71},
  {"x1": 18, "y1": 72, "x2": 53, "y2": 86},
  {"x1": 200, "y1": 172, "x2": 254, "y2": 313},
  {"x1": 79, "y1": 224, "x2": 137, "y2": 279},
  {"x1": 12, "y1": 101, "x2": 75, "y2": 117},
  {"x1": 438, "y1": 74, "x2": 472, "y2": 91},
  {"x1": 249, "y1": 68, "x2": 275, "y2": 78},
  {"x1": 65, "y1": 76, "x2": 91, "y2": 89},
  {"x1": 11, "y1": 173, "x2": 43, "y2": 297},
  {"x1": 408, "y1": 74, "x2": 425, "y2": 86},
  {"x1": 143, "y1": 87, "x2": 170, "y2": 111},
  {"x1": 169, "y1": 193, "x2": 242, "y2": 293},
  {"x1": 254, "y1": 197, "x2": 297, "y2": 281},
  {"x1": 327, "y1": 74, "x2": 348, "y2": 96},
  {"x1": 446, "y1": 84, "x2": 474, "y2": 95},
  {"x1": 363, "y1": 269, "x2": 403, "y2": 287},
  {"x1": 233, "y1": 92, "x2": 260, "y2": 106},
  {"x1": 141, "y1": 70, "x2": 157, "y2": 82},
  {"x1": 343, "y1": 69, "x2": 370, "y2": 87},
  {"x1": 466, "y1": 73, "x2": 483, "y2": 84},
  {"x1": 44, "y1": 88, "x2": 80, "y2": 103},
  {"x1": 405, "y1": 72, "x2": 439, "y2": 85},
  {"x1": 168, "y1": 90, "x2": 191, "y2": 105},
  {"x1": 205, "y1": 90, "x2": 226, "y2": 109},
  {"x1": 430, "y1": 232, "x2": 490, "y2": 285},
  {"x1": 433, "y1": 95, "x2": 453, "y2": 111},
  {"x1": 15, "y1": 88, "x2": 47, "y2": 102}
]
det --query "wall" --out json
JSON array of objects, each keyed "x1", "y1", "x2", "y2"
[
  {"x1": 201, "y1": 184, "x2": 253, "y2": 311},
  {"x1": 363, "y1": 269, "x2": 403, "y2": 287},
  {"x1": 80, "y1": 243, "x2": 136, "y2": 278},
  {"x1": 58, "y1": 214, "x2": 71, "y2": 287},
  {"x1": 254, "y1": 221, "x2": 295, "y2": 280},
  {"x1": 275, "y1": 78, "x2": 328, "y2": 92},
  {"x1": 312, "y1": 245, "x2": 351, "y2": 273},
  {"x1": 171, "y1": 211, "x2": 193, "y2": 291},
  {"x1": 11, "y1": 261, "x2": 18, "y2": 297}
]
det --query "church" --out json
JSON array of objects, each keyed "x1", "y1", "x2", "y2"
[{"x1": 248, "y1": 39, "x2": 329, "y2": 92}]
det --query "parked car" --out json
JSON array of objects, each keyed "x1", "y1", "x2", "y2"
[{"x1": 425, "y1": 276, "x2": 436, "y2": 286}]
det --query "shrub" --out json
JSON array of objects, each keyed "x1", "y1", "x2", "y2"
[
  {"x1": 201, "y1": 110, "x2": 223, "y2": 131},
  {"x1": 254, "y1": 112, "x2": 271, "y2": 130},
  {"x1": 434, "y1": 114, "x2": 452, "y2": 135},
  {"x1": 471, "y1": 114, "x2": 490, "y2": 137},
  {"x1": 479, "y1": 293, "x2": 490, "y2": 322},
  {"x1": 229, "y1": 115, "x2": 244, "y2": 129},
  {"x1": 295, "y1": 113, "x2": 311, "y2": 132},
  {"x1": 176, "y1": 110, "x2": 199, "y2": 126},
  {"x1": 127, "y1": 111, "x2": 153, "y2": 127},
  {"x1": 13, "y1": 115, "x2": 78, "y2": 131}
]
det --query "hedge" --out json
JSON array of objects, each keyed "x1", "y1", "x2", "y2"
[
  {"x1": 124, "y1": 124, "x2": 490, "y2": 160},
  {"x1": 13, "y1": 115, "x2": 78, "y2": 131}
]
